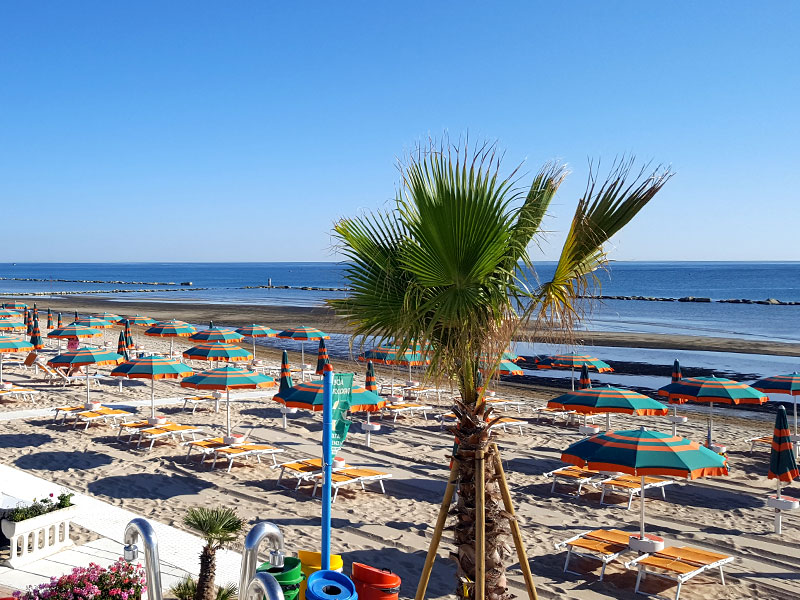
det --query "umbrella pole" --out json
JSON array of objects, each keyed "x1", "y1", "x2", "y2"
[
  {"x1": 252, "y1": 338, "x2": 256, "y2": 359},
  {"x1": 639, "y1": 475, "x2": 646, "y2": 540},
  {"x1": 707, "y1": 402, "x2": 714, "y2": 448},
  {"x1": 86, "y1": 369, "x2": 91, "y2": 404},
  {"x1": 776, "y1": 480, "x2": 783, "y2": 535},
  {"x1": 606, "y1": 412, "x2": 611, "y2": 431},
  {"x1": 0, "y1": 354, "x2": 4, "y2": 385},
  {"x1": 170, "y1": 338, "x2": 174, "y2": 356},
  {"x1": 301, "y1": 342, "x2": 305, "y2": 381},
  {"x1": 151, "y1": 379, "x2": 156, "y2": 419},
  {"x1": 226, "y1": 389, "x2": 231, "y2": 438}
]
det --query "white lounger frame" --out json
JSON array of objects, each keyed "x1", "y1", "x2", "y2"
[{"x1": 625, "y1": 552, "x2": 734, "y2": 600}]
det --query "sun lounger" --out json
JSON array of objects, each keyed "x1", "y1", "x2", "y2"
[
  {"x1": 311, "y1": 467, "x2": 392, "y2": 502},
  {"x1": 385, "y1": 403, "x2": 432, "y2": 422},
  {"x1": 210, "y1": 443, "x2": 284, "y2": 472},
  {"x1": 485, "y1": 398, "x2": 525, "y2": 413},
  {"x1": 488, "y1": 416, "x2": 532, "y2": 435},
  {"x1": 5, "y1": 351, "x2": 38, "y2": 371},
  {"x1": 118, "y1": 420, "x2": 176, "y2": 442},
  {"x1": 534, "y1": 406, "x2": 576, "y2": 424},
  {"x1": 625, "y1": 545, "x2": 734, "y2": 600},
  {"x1": 274, "y1": 458, "x2": 325, "y2": 489},
  {"x1": 136, "y1": 424, "x2": 205, "y2": 450},
  {"x1": 555, "y1": 529, "x2": 634, "y2": 580},
  {"x1": 544, "y1": 465, "x2": 610, "y2": 496},
  {"x1": 745, "y1": 434, "x2": 772, "y2": 452},
  {"x1": 72, "y1": 407, "x2": 134, "y2": 431},
  {"x1": 39, "y1": 364, "x2": 103, "y2": 387},
  {"x1": 0, "y1": 386, "x2": 40, "y2": 402},
  {"x1": 185, "y1": 436, "x2": 234, "y2": 461},
  {"x1": 182, "y1": 395, "x2": 220, "y2": 414},
  {"x1": 600, "y1": 474, "x2": 674, "y2": 510}
]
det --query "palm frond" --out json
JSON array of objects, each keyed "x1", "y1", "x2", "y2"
[{"x1": 183, "y1": 507, "x2": 243, "y2": 549}]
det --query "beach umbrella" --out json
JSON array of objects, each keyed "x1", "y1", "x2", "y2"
[
  {"x1": 182, "y1": 342, "x2": 252, "y2": 363},
  {"x1": 22, "y1": 308, "x2": 29, "y2": 326},
  {"x1": 315, "y1": 339, "x2": 330, "y2": 376},
  {"x1": 672, "y1": 359, "x2": 682, "y2": 383},
  {"x1": 548, "y1": 386, "x2": 668, "y2": 431},
  {"x1": 181, "y1": 365, "x2": 275, "y2": 438},
  {"x1": 29, "y1": 316, "x2": 44, "y2": 350},
  {"x1": 190, "y1": 321, "x2": 244, "y2": 344},
  {"x1": 46, "y1": 309, "x2": 53, "y2": 329},
  {"x1": 92, "y1": 312, "x2": 122, "y2": 323},
  {"x1": 277, "y1": 326, "x2": 330, "y2": 380},
  {"x1": 2, "y1": 302, "x2": 27, "y2": 311},
  {"x1": 768, "y1": 406, "x2": 799, "y2": 534},
  {"x1": 145, "y1": 319, "x2": 197, "y2": 355},
  {"x1": 278, "y1": 350, "x2": 293, "y2": 395},
  {"x1": 357, "y1": 344, "x2": 429, "y2": 392},
  {"x1": 126, "y1": 315, "x2": 157, "y2": 327},
  {"x1": 658, "y1": 376, "x2": 768, "y2": 448},
  {"x1": 48, "y1": 347, "x2": 123, "y2": 403},
  {"x1": 562, "y1": 428, "x2": 728, "y2": 544},
  {"x1": 274, "y1": 380, "x2": 384, "y2": 413},
  {"x1": 47, "y1": 323, "x2": 102, "y2": 340},
  {"x1": 752, "y1": 373, "x2": 800, "y2": 441},
  {"x1": 0, "y1": 336, "x2": 34, "y2": 384},
  {"x1": 25, "y1": 310, "x2": 32, "y2": 336},
  {"x1": 0, "y1": 320, "x2": 24, "y2": 332},
  {"x1": 0, "y1": 309, "x2": 21, "y2": 319},
  {"x1": 494, "y1": 359, "x2": 523, "y2": 376},
  {"x1": 57, "y1": 313, "x2": 63, "y2": 328},
  {"x1": 365, "y1": 360, "x2": 377, "y2": 393},
  {"x1": 111, "y1": 355, "x2": 193, "y2": 421},
  {"x1": 235, "y1": 324, "x2": 278, "y2": 357},
  {"x1": 123, "y1": 319, "x2": 135, "y2": 350},
  {"x1": 579, "y1": 364, "x2": 591, "y2": 389},
  {"x1": 117, "y1": 331, "x2": 129, "y2": 361},
  {"x1": 537, "y1": 352, "x2": 613, "y2": 390},
  {"x1": 74, "y1": 316, "x2": 114, "y2": 329}
]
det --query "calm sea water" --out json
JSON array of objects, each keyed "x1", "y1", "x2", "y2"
[{"x1": 1, "y1": 262, "x2": 799, "y2": 342}]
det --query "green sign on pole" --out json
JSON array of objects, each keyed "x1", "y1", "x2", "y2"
[{"x1": 331, "y1": 373, "x2": 354, "y2": 456}]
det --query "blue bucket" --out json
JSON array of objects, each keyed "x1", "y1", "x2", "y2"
[{"x1": 304, "y1": 570, "x2": 357, "y2": 600}]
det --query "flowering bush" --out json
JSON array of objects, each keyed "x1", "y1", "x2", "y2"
[
  {"x1": 13, "y1": 558, "x2": 146, "y2": 600},
  {"x1": 4, "y1": 492, "x2": 74, "y2": 523}
]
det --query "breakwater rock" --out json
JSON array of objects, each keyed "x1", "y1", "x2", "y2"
[
  {"x1": 581, "y1": 294, "x2": 800, "y2": 305},
  {"x1": 0, "y1": 277, "x2": 179, "y2": 286}
]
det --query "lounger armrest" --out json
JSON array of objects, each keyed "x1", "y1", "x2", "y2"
[
  {"x1": 554, "y1": 530, "x2": 593, "y2": 550},
  {"x1": 623, "y1": 553, "x2": 651, "y2": 569}
]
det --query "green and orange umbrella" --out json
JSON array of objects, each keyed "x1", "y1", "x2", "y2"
[
  {"x1": 365, "y1": 360, "x2": 377, "y2": 393},
  {"x1": 278, "y1": 350, "x2": 293, "y2": 395},
  {"x1": 25, "y1": 310, "x2": 32, "y2": 336},
  {"x1": 47, "y1": 323, "x2": 102, "y2": 340},
  {"x1": 92, "y1": 312, "x2": 122, "y2": 323},
  {"x1": 117, "y1": 331, "x2": 129, "y2": 361},
  {"x1": 562, "y1": 428, "x2": 728, "y2": 542},
  {"x1": 672, "y1": 359, "x2": 682, "y2": 383},
  {"x1": 538, "y1": 352, "x2": 613, "y2": 373},
  {"x1": 189, "y1": 322, "x2": 243, "y2": 344},
  {"x1": 659, "y1": 376, "x2": 768, "y2": 447},
  {"x1": 145, "y1": 320, "x2": 197, "y2": 355},
  {"x1": 357, "y1": 344, "x2": 430, "y2": 392},
  {"x1": 46, "y1": 309, "x2": 53, "y2": 329},
  {"x1": 752, "y1": 372, "x2": 800, "y2": 439},
  {"x1": 111, "y1": 355, "x2": 193, "y2": 420},
  {"x1": 57, "y1": 313, "x2": 63, "y2": 328},
  {"x1": 548, "y1": 386, "x2": 667, "y2": 430},
  {"x1": 235, "y1": 324, "x2": 278, "y2": 357},
  {"x1": 29, "y1": 316, "x2": 44, "y2": 350},
  {"x1": 578, "y1": 364, "x2": 591, "y2": 389},
  {"x1": 277, "y1": 326, "x2": 330, "y2": 377},
  {"x1": 48, "y1": 347, "x2": 124, "y2": 403},
  {"x1": 768, "y1": 406, "x2": 799, "y2": 534},
  {"x1": 0, "y1": 320, "x2": 24, "y2": 332},
  {"x1": 0, "y1": 336, "x2": 34, "y2": 383},
  {"x1": 123, "y1": 319, "x2": 135, "y2": 350},
  {"x1": 2, "y1": 302, "x2": 27, "y2": 311},
  {"x1": 315, "y1": 339, "x2": 330, "y2": 376},
  {"x1": 0, "y1": 309, "x2": 21, "y2": 319},
  {"x1": 183, "y1": 342, "x2": 252, "y2": 363},
  {"x1": 274, "y1": 379, "x2": 385, "y2": 413},
  {"x1": 181, "y1": 365, "x2": 275, "y2": 438},
  {"x1": 74, "y1": 316, "x2": 114, "y2": 329},
  {"x1": 126, "y1": 315, "x2": 157, "y2": 327}
]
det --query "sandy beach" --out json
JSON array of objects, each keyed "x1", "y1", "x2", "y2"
[{"x1": 1, "y1": 315, "x2": 799, "y2": 600}]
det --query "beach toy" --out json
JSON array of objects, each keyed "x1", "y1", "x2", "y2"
[
  {"x1": 297, "y1": 551, "x2": 343, "y2": 600},
  {"x1": 351, "y1": 562, "x2": 401, "y2": 600},
  {"x1": 258, "y1": 556, "x2": 304, "y2": 600},
  {"x1": 304, "y1": 570, "x2": 356, "y2": 600}
]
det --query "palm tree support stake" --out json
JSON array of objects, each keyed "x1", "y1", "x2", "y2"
[{"x1": 475, "y1": 450, "x2": 485, "y2": 600}]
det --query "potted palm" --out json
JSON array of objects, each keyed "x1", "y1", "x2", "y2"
[
  {"x1": 2, "y1": 492, "x2": 77, "y2": 567},
  {"x1": 183, "y1": 507, "x2": 243, "y2": 600}
]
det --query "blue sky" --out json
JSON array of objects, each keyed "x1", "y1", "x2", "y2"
[{"x1": 1, "y1": 2, "x2": 797, "y2": 262}]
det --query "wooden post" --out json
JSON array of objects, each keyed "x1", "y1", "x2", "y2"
[
  {"x1": 475, "y1": 450, "x2": 486, "y2": 600},
  {"x1": 492, "y1": 443, "x2": 538, "y2": 600},
  {"x1": 415, "y1": 459, "x2": 459, "y2": 600}
]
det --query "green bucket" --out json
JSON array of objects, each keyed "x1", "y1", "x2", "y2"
[{"x1": 257, "y1": 557, "x2": 305, "y2": 600}]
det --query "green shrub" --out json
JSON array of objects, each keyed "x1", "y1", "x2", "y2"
[{"x1": 5, "y1": 492, "x2": 74, "y2": 522}]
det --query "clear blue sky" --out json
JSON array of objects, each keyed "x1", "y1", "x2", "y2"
[{"x1": 1, "y1": 2, "x2": 797, "y2": 262}]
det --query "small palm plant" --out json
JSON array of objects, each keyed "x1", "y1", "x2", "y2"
[
  {"x1": 184, "y1": 507, "x2": 243, "y2": 600},
  {"x1": 330, "y1": 140, "x2": 671, "y2": 598}
]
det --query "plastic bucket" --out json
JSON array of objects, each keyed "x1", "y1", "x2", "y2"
[
  {"x1": 258, "y1": 557, "x2": 304, "y2": 600},
  {"x1": 304, "y1": 570, "x2": 356, "y2": 600},
  {"x1": 351, "y1": 562, "x2": 401, "y2": 600},
  {"x1": 298, "y1": 551, "x2": 343, "y2": 600}
]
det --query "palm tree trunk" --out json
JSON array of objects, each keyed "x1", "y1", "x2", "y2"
[{"x1": 195, "y1": 546, "x2": 217, "y2": 600}]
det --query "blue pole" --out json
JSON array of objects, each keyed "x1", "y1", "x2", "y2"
[{"x1": 321, "y1": 366, "x2": 333, "y2": 570}]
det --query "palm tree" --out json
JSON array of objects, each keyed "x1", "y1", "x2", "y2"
[
  {"x1": 330, "y1": 140, "x2": 671, "y2": 598},
  {"x1": 184, "y1": 507, "x2": 244, "y2": 600}
]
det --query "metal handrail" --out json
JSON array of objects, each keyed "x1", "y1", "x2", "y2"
[{"x1": 123, "y1": 518, "x2": 164, "y2": 600}]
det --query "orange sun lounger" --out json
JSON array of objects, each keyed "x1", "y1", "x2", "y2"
[
  {"x1": 311, "y1": 467, "x2": 392, "y2": 502},
  {"x1": 599, "y1": 474, "x2": 674, "y2": 510},
  {"x1": 544, "y1": 465, "x2": 611, "y2": 496},
  {"x1": 210, "y1": 443, "x2": 285, "y2": 472},
  {"x1": 136, "y1": 424, "x2": 204, "y2": 450},
  {"x1": 555, "y1": 529, "x2": 635, "y2": 580}
]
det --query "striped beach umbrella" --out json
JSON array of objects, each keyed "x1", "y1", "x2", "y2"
[
  {"x1": 190, "y1": 322, "x2": 244, "y2": 344},
  {"x1": 537, "y1": 352, "x2": 613, "y2": 373},
  {"x1": 357, "y1": 344, "x2": 430, "y2": 392},
  {"x1": 235, "y1": 324, "x2": 278, "y2": 357},
  {"x1": 0, "y1": 336, "x2": 34, "y2": 384},
  {"x1": 145, "y1": 319, "x2": 197, "y2": 355},
  {"x1": 46, "y1": 309, "x2": 53, "y2": 329},
  {"x1": 57, "y1": 313, "x2": 63, "y2": 328},
  {"x1": 183, "y1": 342, "x2": 252, "y2": 363},
  {"x1": 111, "y1": 355, "x2": 193, "y2": 420},
  {"x1": 579, "y1": 364, "x2": 591, "y2": 389},
  {"x1": 365, "y1": 360, "x2": 377, "y2": 393},
  {"x1": 672, "y1": 359, "x2": 682, "y2": 383},
  {"x1": 126, "y1": 315, "x2": 157, "y2": 327},
  {"x1": 562, "y1": 428, "x2": 728, "y2": 542},
  {"x1": 29, "y1": 316, "x2": 44, "y2": 350},
  {"x1": 48, "y1": 347, "x2": 124, "y2": 403},
  {"x1": 274, "y1": 380, "x2": 384, "y2": 413},
  {"x1": 278, "y1": 350, "x2": 293, "y2": 395},
  {"x1": 25, "y1": 310, "x2": 32, "y2": 336},
  {"x1": 47, "y1": 323, "x2": 102, "y2": 340},
  {"x1": 315, "y1": 339, "x2": 330, "y2": 376},
  {"x1": 768, "y1": 406, "x2": 799, "y2": 533},
  {"x1": 0, "y1": 309, "x2": 21, "y2": 319},
  {"x1": 117, "y1": 331, "x2": 129, "y2": 361},
  {"x1": 752, "y1": 372, "x2": 800, "y2": 439},
  {"x1": 3, "y1": 302, "x2": 27, "y2": 311},
  {"x1": 75, "y1": 316, "x2": 114, "y2": 329},
  {"x1": 495, "y1": 359, "x2": 523, "y2": 376},
  {"x1": 123, "y1": 319, "x2": 135, "y2": 350},
  {"x1": 92, "y1": 312, "x2": 122, "y2": 323},
  {"x1": 277, "y1": 326, "x2": 330, "y2": 379},
  {"x1": 658, "y1": 376, "x2": 768, "y2": 448},
  {"x1": 0, "y1": 320, "x2": 24, "y2": 332},
  {"x1": 548, "y1": 386, "x2": 667, "y2": 430},
  {"x1": 181, "y1": 365, "x2": 275, "y2": 438}
]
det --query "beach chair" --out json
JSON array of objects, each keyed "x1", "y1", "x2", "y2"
[
  {"x1": 600, "y1": 474, "x2": 675, "y2": 510},
  {"x1": 385, "y1": 403, "x2": 432, "y2": 422},
  {"x1": 555, "y1": 529, "x2": 634, "y2": 580},
  {"x1": 488, "y1": 416, "x2": 532, "y2": 435},
  {"x1": 72, "y1": 407, "x2": 134, "y2": 431},
  {"x1": 311, "y1": 467, "x2": 392, "y2": 502},
  {"x1": 210, "y1": 443, "x2": 285, "y2": 472},
  {"x1": 185, "y1": 437, "x2": 234, "y2": 462},
  {"x1": 544, "y1": 465, "x2": 610, "y2": 496},
  {"x1": 534, "y1": 406, "x2": 576, "y2": 424},
  {"x1": 0, "y1": 386, "x2": 40, "y2": 402},
  {"x1": 625, "y1": 545, "x2": 734, "y2": 600},
  {"x1": 39, "y1": 364, "x2": 102, "y2": 387},
  {"x1": 6, "y1": 351, "x2": 38, "y2": 371},
  {"x1": 486, "y1": 398, "x2": 525, "y2": 413},
  {"x1": 53, "y1": 405, "x2": 88, "y2": 423},
  {"x1": 274, "y1": 458, "x2": 325, "y2": 489},
  {"x1": 118, "y1": 420, "x2": 176, "y2": 442},
  {"x1": 136, "y1": 424, "x2": 205, "y2": 450},
  {"x1": 182, "y1": 394, "x2": 220, "y2": 414},
  {"x1": 745, "y1": 434, "x2": 772, "y2": 453}
]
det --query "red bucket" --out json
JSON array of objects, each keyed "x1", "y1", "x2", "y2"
[{"x1": 351, "y1": 563, "x2": 401, "y2": 600}]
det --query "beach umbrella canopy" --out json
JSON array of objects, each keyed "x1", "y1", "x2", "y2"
[
  {"x1": 92, "y1": 312, "x2": 122, "y2": 323},
  {"x1": 117, "y1": 331, "x2": 129, "y2": 361},
  {"x1": 537, "y1": 352, "x2": 614, "y2": 373},
  {"x1": 752, "y1": 372, "x2": 800, "y2": 438},
  {"x1": 365, "y1": 360, "x2": 377, "y2": 393},
  {"x1": 145, "y1": 320, "x2": 197, "y2": 355},
  {"x1": 183, "y1": 342, "x2": 252, "y2": 363},
  {"x1": 235, "y1": 324, "x2": 278, "y2": 357},
  {"x1": 356, "y1": 345, "x2": 428, "y2": 365},
  {"x1": 274, "y1": 380, "x2": 384, "y2": 413},
  {"x1": 277, "y1": 326, "x2": 330, "y2": 376},
  {"x1": 278, "y1": 350, "x2": 293, "y2": 394},
  {"x1": 0, "y1": 309, "x2": 21, "y2": 319},
  {"x1": 768, "y1": 406, "x2": 799, "y2": 533},
  {"x1": 190, "y1": 322, "x2": 244, "y2": 344},
  {"x1": 47, "y1": 323, "x2": 102, "y2": 339},
  {"x1": 46, "y1": 309, "x2": 53, "y2": 329},
  {"x1": 74, "y1": 316, "x2": 114, "y2": 329},
  {"x1": 658, "y1": 376, "x2": 769, "y2": 447},
  {"x1": 0, "y1": 320, "x2": 24, "y2": 332},
  {"x1": 2, "y1": 302, "x2": 27, "y2": 310},
  {"x1": 548, "y1": 385, "x2": 667, "y2": 430},
  {"x1": 181, "y1": 365, "x2": 275, "y2": 437},
  {"x1": 29, "y1": 316, "x2": 44, "y2": 350},
  {"x1": 579, "y1": 364, "x2": 591, "y2": 389},
  {"x1": 315, "y1": 339, "x2": 330, "y2": 375},
  {"x1": 111, "y1": 355, "x2": 193, "y2": 419},
  {"x1": 48, "y1": 347, "x2": 124, "y2": 403},
  {"x1": 494, "y1": 359, "x2": 523, "y2": 376},
  {"x1": 0, "y1": 336, "x2": 34, "y2": 383},
  {"x1": 562, "y1": 428, "x2": 728, "y2": 541},
  {"x1": 126, "y1": 315, "x2": 157, "y2": 327}
]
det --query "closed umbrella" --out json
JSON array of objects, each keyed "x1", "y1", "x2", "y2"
[
  {"x1": 182, "y1": 342, "x2": 252, "y2": 363},
  {"x1": 46, "y1": 309, "x2": 53, "y2": 329},
  {"x1": 235, "y1": 324, "x2": 278, "y2": 357},
  {"x1": 48, "y1": 347, "x2": 123, "y2": 404},
  {"x1": 579, "y1": 364, "x2": 591, "y2": 389},
  {"x1": 190, "y1": 322, "x2": 243, "y2": 344},
  {"x1": 672, "y1": 359, "x2": 682, "y2": 383},
  {"x1": 57, "y1": 313, "x2": 63, "y2": 328},
  {"x1": 548, "y1": 386, "x2": 668, "y2": 431},
  {"x1": 111, "y1": 355, "x2": 193, "y2": 421},
  {"x1": 277, "y1": 326, "x2": 330, "y2": 380},
  {"x1": 278, "y1": 350, "x2": 293, "y2": 395},
  {"x1": 181, "y1": 365, "x2": 275, "y2": 439},
  {"x1": 145, "y1": 320, "x2": 197, "y2": 356},
  {"x1": 752, "y1": 372, "x2": 800, "y2": 443},
  {"x1": 25, "y1": 310, "x2": 32, "y2": 336},
  {"x1": 365, "y1": 360, "x2": 377, "y2": 393},
  {"x1": 562, "y1": 428, "x2": 728, "y2": 545},
  {"x1": 315, "y1": 339, "x2": 330, "y2": 376},
  {"x1": 117, "y1": 331, "x2": 129, "y2": 361},
  {"x1": 0, "y1": 336, "x2": 34, "y2": 384},
  {"x1": 29, "y1": 316, "x2": 44, "y2": 350},
  {"x1": 123, "y1": 319, "x2": 135, "y2": 350},
  {"x1": 768, "y1": 406, "x2": 799, "y2": 534}
]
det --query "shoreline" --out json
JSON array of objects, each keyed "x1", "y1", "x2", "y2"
[{"x1": 3, "y1": 294, "x2": 800, "y2": 357}]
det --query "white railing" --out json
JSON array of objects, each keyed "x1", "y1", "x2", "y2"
[{"x1": 1, "y1": 505, "x2": 78, "y2": 567}]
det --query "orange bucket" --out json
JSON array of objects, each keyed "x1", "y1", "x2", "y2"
[{"x1": 351, "y1": 562, "x2": 401, "y2": 600}]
